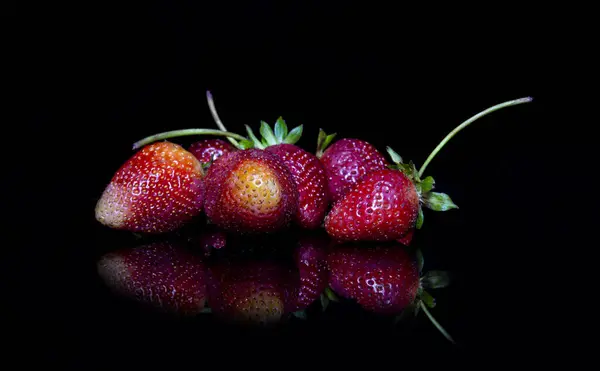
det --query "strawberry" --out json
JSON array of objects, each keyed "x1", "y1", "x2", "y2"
[
  {"x1": 206, "y1": 259, "x2": 299, "y2": 326},
  {"x1": 97, "y1": 241, "x2": 208, "y2": 315},
  {"x1": 293, "y1": 233, "x2": 329, "y2": 311},
  {"x1": 316, "y1": 135, "x2": 388, "y2": 203},
  {"x1": 95, "y1": 141, "x2": 205, "y2": 234},
  {"x1": 326, "y1": 242, "x2": 455, "y2": 343},
  {"x1": 188, "y1": 138, "x2": 236, "y2": 165},
  {"x1": 229, "y1": 117, "x2": 328, "y2": 229},
  {"x1": 325, "y1": 168, "x2": 421, "y2": 242},
  {"x1": 203, "y1": 149, "x2": 298, "y2": 234}
]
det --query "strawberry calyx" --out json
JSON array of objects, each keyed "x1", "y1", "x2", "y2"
[
  {"x1": 385, "y1": 146, "x2": 458, "y2": 230},
  {"x1": 315, "y1": 129, "x2": 338, "y2": 158},
  {"x1": 242, "y1": 118, "x2": 304, "y2": 150},
  {"x1": 319, "y1": 286, "x2": 340, "y2": 312}
]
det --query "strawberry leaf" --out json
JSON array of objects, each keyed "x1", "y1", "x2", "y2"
[
  {"x1": 274, "y1": 117, "x2": 288, "y2": 142},
  {"x1": 283, "y1": 124, "x2": 303, "y2": 144},
  {"x1": 324, "y1": 286, "x2": 339, "y2": 302},
  {"x1": 423, "y1": 192, "x2": 458, "y2": 211},
  {"x1": 260, "y1": 120, "x2": 278, "y2": 146},
  {"x1": 416, "y1": 248, "x2": 424, "y2": 273},
  {"x1": 316, "y1": 129, "x2": 337, "y2": 157},
  {"x1": 421, "y1": 270, "x2": 450, "y2": 289},
  {"x1": 420, "y1": 176, "x2": 435, "y2": 193},
  {"x1": 416, "y1": 207, "x2": 424, "y2": 229},
  {"x1": 420, "y1": 290, "x2": 436, "y2": 308},
  {"x1": 245, "y1": 125, "x2": 265, "y2": 149},
  {"x1": 238, "y1": 139, "x2": 254, "y2": 149},
  {"x1": 386, "y1": 146, "x2": 403, "y2": 165}
]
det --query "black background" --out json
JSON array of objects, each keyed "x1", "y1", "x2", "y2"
[{"x1": 14, "y1": 0, "x2": 562, "y2": 364}]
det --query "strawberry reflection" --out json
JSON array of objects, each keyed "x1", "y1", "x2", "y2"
[
  {"x1": 97, "y1": 241, "x2": 208, "y2": 315},
  {"x1": 97, "y1": 229, "x2": 333, "y2": 325}
]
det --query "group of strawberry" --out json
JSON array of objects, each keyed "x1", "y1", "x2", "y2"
[{"x1": 95, "y1": 91, "x2": 532, "y2": 343}]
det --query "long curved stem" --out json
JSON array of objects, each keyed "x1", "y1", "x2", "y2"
[
  {"x1": 418, "y1": 97, "x2": 533, "y2": 178},
  {"x1": 206, "y1": 90, "x2": 241, "y2": 148},
  {"x1": 419, "y1": 301, "x2": 456, "y2": 345},
  {"x1": 132, "y1": 129, "x2": 248, "y2": 150}
]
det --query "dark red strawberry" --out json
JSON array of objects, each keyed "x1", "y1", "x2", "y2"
[
  {"x1": 326, "y1": 242, "x2": 455, "y2": 343},
  {"x1": 265, "y1": 143, "x2": 328, "y2": 229},
  {"x1": 206, "y1": 259, "x2": 299, "y2": 326},
  {"x1": 325, "y1": 168, "x2": 420, "y2": 242},
  {"x1": 203, "y1": 149, "x2": 298, "y2": 234},
  {"x1": 293, "y1": 234, "x2": 329, "y2": 311},
  {"x1": 317, "y1": 135, "x2": 388, "y2": 203},
  {"x1": 188, "y1": 139, "x2": 236, "y2": 165},
  {"x1": 95, "y1": 141, "x2": 205, "y2": 233},
  {"x1": 97, "y1": 242, "x2": 208, "y2": 315}
]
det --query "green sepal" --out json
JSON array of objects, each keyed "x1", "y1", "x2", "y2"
[
  {"x1": 283, "y1": 125, "x2": 303, "y2": 144},
  {"x1": 132, "y1": 232, "x2": 143, "y2": 240},
  {"x1": 245, "y1": 125, "x2": 265, "y2": 149},
  {"x1": 316, "y1": 129, "x2": 337, "y2": 158},
  {"x1": 416, "y1": 207, "x2": 424, "y2": 229},
  {"x1": 259, "y1": 120, "x2": 278, "y2": 146},
  {"x1": 386, "y1": 146, "x2": 403, "y2": 165},
  {"x1": 420, "y1": 176, "x2": 435, "y2": 193},
  {"x1": 292, "y1": 310, "x2": 307, "y2": 320},
  {"x1": 320, "y1": 293, "x2": 330, "y2": 311},
  {"x1": 200, "y1": 307, "x2": 212, "y2": 314},
  {"x1": 415, "y1": 248, "x2": 424, "y2": 274},
  {"x1": 423, "y1": 192, "x2": 458, "y2": 211},
  {"x1": 238, "y1": 139, "x2": 254, "y2": 150},
  {"x1": 274, "y1": 117, "x2": 288, "y2": 142},
  {"x1": 419, "y1": 289, "x2": 436, "y2": 308},
  {"x1": 421, "y1": 270, "x2": 451, "y2": 289},
  {"x1": 324, "y1": 287, "x2": 339, "y2": 302}
]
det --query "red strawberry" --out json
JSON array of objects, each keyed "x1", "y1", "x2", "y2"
[
  {"x1": 265, "y1": 143, "x2": 329, "y2": 229},
  {"x1": 95, "y1": 141, "x2": 205, "y2": 233},
  {"x1": 206, "y1": 259, "x2": 299, "y2": 326},
  {"x1": 317, "y1": 136, "x2": 388, "y2": 203},
  {"x1": 238, "y1": 117, "x2": 328, "y2": 229},
  {"x1": 204, "y1": 94, "x2": 330, "y2": 229},
  {"x1": 326, "y1": 242, "x2": 455, "y2": 343},
  {"x1": 188, "y1": 139, "x2": 236, "y2": 165},
  {"x1": 325, "y1": 169, "x2": 420, "y2": 241},
  {"x1": 293, "y1": 234, "x2": 329, "y2": 311},
  {"x1": 203, "y1": 149, "x2": 298, "y2": 234},
  {"x1": 97, "y1": 242, "x2": 208, "y2": 315}
]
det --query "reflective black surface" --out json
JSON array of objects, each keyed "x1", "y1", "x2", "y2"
[{"x1": 18, "y1": 0, "x2": 555, "y2": 364}]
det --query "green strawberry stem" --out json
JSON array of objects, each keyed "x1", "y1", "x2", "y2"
[
  {"x1": 418, "y1": 300, "x2": 456, "y2": 345},
  {"x1": 206, "y1": 90, "x2": 242, "y2": 148},
  {"x1": 132, "y1": 129, "x2": 248, "y2": 150},
  {"x1": 417, "y1": 96, "x2": 533, "y2": 178}
]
